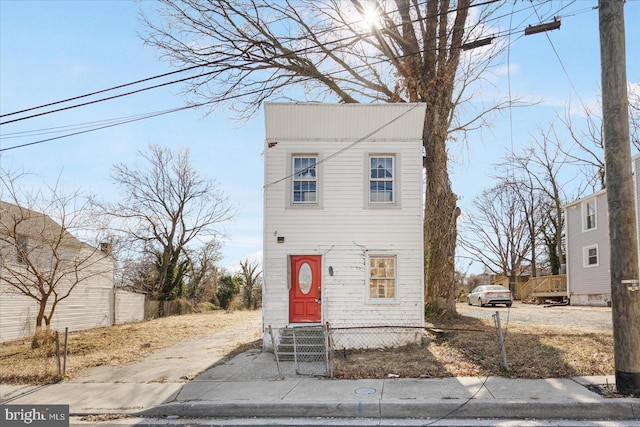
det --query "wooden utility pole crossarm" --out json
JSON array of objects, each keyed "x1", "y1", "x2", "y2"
[{"x1": 599, "y1": 0, "x2": 640, "y2": 395}]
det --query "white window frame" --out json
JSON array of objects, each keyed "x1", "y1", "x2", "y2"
[
  {"x1": 583, "y1": 244, "x2": 599, "y2": 267},
  {"x1": 290, "y1": 155, "x2": 319, "y2": 206},
  {"x1": 366, "y1": 154, "x2": 399, "y2": 208},
  {"x1": 367, "y1": 255, "x2": 397, "y2": 302},
  {"x1": 583, "y1": 199, "x2": 597, "y2": 231}
]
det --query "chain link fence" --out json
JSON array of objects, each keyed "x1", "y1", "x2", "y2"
[
  {"x1": 293, "y1": 326, "x2": 331, "y2": 376},
  {"x1": 271, "y1": 324, "x2": 427, "y2": 378},
  {"x1": 329, "y1": 325, "x2": 425, "y2": 351}
]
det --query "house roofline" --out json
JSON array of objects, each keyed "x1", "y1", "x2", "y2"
[{"x1": 563, "y1": 188, "x2": 608, "y2": 209}]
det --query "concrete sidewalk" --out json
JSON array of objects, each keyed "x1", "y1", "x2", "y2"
[{"x1": 3, "y1": 344, "x2": 639, "y2": 423}]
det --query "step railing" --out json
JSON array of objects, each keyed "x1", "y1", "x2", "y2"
[{"x1": 270, "y1": 325, "x2": 331, "y2": 376}]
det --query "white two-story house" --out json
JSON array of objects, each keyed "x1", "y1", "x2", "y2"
[{"x1": 262, "y1": 102, "x2": 427, "y2": 349}]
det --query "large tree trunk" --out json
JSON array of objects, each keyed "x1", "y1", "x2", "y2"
[
  {"x1": 421, "y1": 0, "x2": 468, "y2": 315},
  {"x1": 423, "y1": 120, "x2": 460, "y2": 315}
]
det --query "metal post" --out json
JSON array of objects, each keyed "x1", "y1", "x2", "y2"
[
  {"x1": 63, "y1": 327, "x2": 68, "y2": 377},
  {"x1": 492, "y1": 311, "x2": 508, "y2": 370},
  {"x1": 293, "y1": 328, "x2": 299, "y2": 374},
  {"x1": 268, "y1": 325, "x2": 281, "y2": 375},
  {"x1": 55, "y1": 331, "x2": 61, "y2": 377},
  {"x1": 324, "y1": 322, "x2": 332, "y2": 377}
]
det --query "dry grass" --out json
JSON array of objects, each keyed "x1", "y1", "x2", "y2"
[
  {"x1": 0, "y1": 310, "x2": 260, "y2": 385},
  {"x1": 2, "y1": 309, "x2": 615, "y2": 386},
  {"x1": 334, "y1": 315, "x2": 614, "y2": 379}
]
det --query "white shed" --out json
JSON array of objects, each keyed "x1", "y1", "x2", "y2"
[{"x1": 262, "y1": 102, "x2": 426, "y2": 350}]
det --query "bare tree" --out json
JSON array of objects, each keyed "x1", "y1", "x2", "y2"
[
  {"x1": 0, "y1": 169, "x2": 111, "y2": 346},
  {"x1": 117, "y1": 255, "x2": 157, "y2": 294},
  {"x1": 236, "y1": 258, "x2": 262, "y2": 309},
  {"x1": 629, "y1": 84, "x2": 640, "y2": 149},
  {"x1": 101, "y1": 144, "x2": 234, "y2": 303},
  {"x1": 142, "y1": 0, "x2": 514, "y2": 313},
  {"x1": 184, "y1": 240, "x2": 222, "y2": 305},
  {"x1": 459, "y1": 183, "x2": 532, "y2": 280},
  {"x1": 498, "y1": 123, "x2": 580, "y2": 275},
  {"x1": 559, "y1": 104, "x2": 605, "y2": 191},
  {"x1": 559, "y1": 89, "x2": 640, "y2": 191}
]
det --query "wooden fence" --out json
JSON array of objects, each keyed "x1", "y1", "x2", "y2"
[{"x1": 144, "y1": 299, "x2": 195, "y2": 319}]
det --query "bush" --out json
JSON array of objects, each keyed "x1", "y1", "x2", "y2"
[
  {"x1": 31, "y1": 328, "x2": 57, "y2": 351},
  {"x1": 196, "y1": 302, "x2": 217, "y2": 312},
  {"x1": 216, "y1": 275, "x2": 241, "y2": 310}
]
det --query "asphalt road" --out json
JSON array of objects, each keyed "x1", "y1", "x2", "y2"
[{"x1": 456, "y1": 301, "x2": 613, "y2": 332}]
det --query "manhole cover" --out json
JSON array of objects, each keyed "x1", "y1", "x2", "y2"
[{"x1": 354, "y1": 387, "x2": 377, "y2": 395}]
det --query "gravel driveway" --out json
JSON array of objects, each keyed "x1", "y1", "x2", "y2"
[{"x1": 456, "y1": 301, "x2": 613, "y2": 332}]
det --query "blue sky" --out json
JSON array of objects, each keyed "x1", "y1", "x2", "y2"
[{"x1": 1, "y1": 0, "x2": 639, "y2": 274}]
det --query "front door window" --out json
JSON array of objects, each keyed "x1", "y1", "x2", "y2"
[{"x1": 289, "y1": 255, "x2": 322, "y2": 322}]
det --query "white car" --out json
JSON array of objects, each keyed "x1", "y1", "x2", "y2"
[{"x1": 467, "y1": 285, "x2": 513, "y2": 307}]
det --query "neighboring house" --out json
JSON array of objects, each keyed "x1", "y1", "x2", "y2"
[
  {"x1": 262, "y1": 102, "x2": 427, "y2": 350},
  {"x1": 564, "y1": 188, "x2": 612, "y2": 306},
  {"x1": 563, "y1": 155, "x2": 640, "y2": 306},
  {"x1": 0, "y1": 201, "x2": 144, "y2": 342}
]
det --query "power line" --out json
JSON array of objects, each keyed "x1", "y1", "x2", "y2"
[
  {"x1": 0, "y1": 69, "x2": 221, "y2": 126},
  {"x1": 529, "y1": 1, "x2": 592, "y2": 115},
  {"x1": 263, "y1": 103, "x2": 423, "y2": 189},
  {"x1": 0, "y1": 0, "x2": 535, "y2": 127},
  {"x1": 0, "y1": 107, "x2": 191, "y2": 152},
  {"x1": 0, "y1": 0, "x2": 589, "y2": 151},
  {"x1": 0, "y1": 61, "x2": 215, "y2": 119},
  {"x1": 0, "y1": 82, "x2": 295, "y2": 152}
]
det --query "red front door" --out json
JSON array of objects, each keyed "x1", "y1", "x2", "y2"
[{"x1": 289, "y1": 255, "x2": 322, "y2": 323}]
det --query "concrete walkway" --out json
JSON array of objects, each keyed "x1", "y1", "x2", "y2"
[
  {"x1": 1, "y1": 305, "x2": 638, "y2": 425},
  {"x1": 2, "y1": 338, "x2": 639, "y2": 424}
]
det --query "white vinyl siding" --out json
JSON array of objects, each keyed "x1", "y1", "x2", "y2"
[
  {"x1": 115, "y1": 289, "x2": 146, "y2": 324},
  {"x1": 0, "y1": 203, "x2": 145, "y2": 342},
  {"x1": 263, "y1": 103, "x2": 425, "y2": 345},
  {"x1": 564, "y1": 191, "x2": 610, "y2": 299},
  {"x1": 0, "y1": 248, "x2": 116, "y2": 342}
]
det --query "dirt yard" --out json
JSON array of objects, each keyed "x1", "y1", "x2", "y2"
[
  {"x1": 0, "y1": 310, "x2": 262, "y2": 385},
  {"x1": 1, "y1": 303, "x2": 616, "y2": 385},
  {"x1": 334, "y1": 302, "x2": 614, "y2": 379}
]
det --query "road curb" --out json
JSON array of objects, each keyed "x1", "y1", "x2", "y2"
[{"x1": 138, "y1": 399, "x2": 640, "y2": 421}]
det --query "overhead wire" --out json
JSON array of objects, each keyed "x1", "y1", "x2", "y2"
[
  {"x1": 0, "y1": 0, "x2": 591, "y2": 153},
  {"x1": 263, "y1": 103, "x2": 423, "y2": 189},
  {"x1": 0, "y1": 61, "x2": 217, "y2": 119},
  {"x1": 530, "y1": 0, "x2": 592, "y2": 114},
  {"x1": 0, "y1": 0, "x2": 547, "y2": 127},
  {"x1": 0, "y1": 1, "x2": 591, "y2": 421}
]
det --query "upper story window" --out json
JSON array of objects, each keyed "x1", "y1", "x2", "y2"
[
  {"x1": 369, "y1": 156, "x2": 394, "y2": 204},
  {"x1": 292, "y1": 156, "x2": 317, "y2": 204},
  {"x1": 584, "y1": 199, "x2": 596, "y2": 230}
]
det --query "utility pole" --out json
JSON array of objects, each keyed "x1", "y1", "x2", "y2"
[{"x1": 599, "y1": 0, "x2": 640, "y2": 395}]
